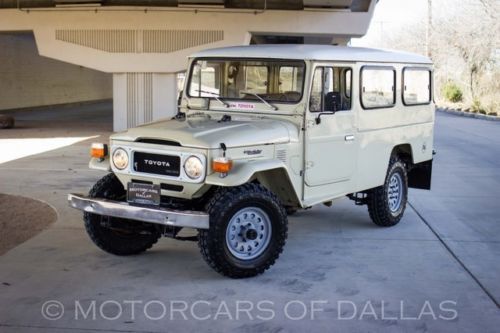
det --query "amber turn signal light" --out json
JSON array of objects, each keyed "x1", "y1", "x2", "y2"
[
  {"x1": 90, "y1": 143, "x2": 108, "y2": 159},
  {"x1": 212, "y1": 157, "x2": 233, "y2": 173}
]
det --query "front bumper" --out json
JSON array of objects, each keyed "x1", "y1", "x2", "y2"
[{"x1": 68, "y1": 193, "x2": 209, "y2": 229}]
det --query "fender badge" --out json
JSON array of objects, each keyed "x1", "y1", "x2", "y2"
[{"x1": 243, "y1": 149, "x2": 262, "y2": 156}]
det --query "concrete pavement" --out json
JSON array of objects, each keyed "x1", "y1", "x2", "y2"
[{"x1": 0, "y1": 104, "x2": 499, "y2": 332}]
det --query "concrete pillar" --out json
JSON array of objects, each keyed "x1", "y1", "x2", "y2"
[{"x1": 113, "y1": 73, "x2": 178, "y2": 131}]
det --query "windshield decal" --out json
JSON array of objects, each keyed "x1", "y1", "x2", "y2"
[{"x1": 228, "y1": 102, "x2": 256, "y2": 110}]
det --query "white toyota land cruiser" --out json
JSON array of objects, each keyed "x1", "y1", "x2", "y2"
[{"x1": 69, "y1": 45, "x2": 435, "y2": 278}]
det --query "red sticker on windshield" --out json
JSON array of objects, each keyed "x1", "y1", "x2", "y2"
[{"x1": 228, "y1": 102, "x2": 255, "y2": 110}]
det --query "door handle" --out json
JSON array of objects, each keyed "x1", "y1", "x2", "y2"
[{"x1": 345, "y1": 135, "x2": 355, "y2": 142}]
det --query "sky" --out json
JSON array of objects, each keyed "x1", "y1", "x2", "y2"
[{"x1": 351, "y1": 0, "x2": 428, "y2": 47}]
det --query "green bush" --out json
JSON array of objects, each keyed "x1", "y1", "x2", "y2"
[
  {"x1": 443, "y1": 82, "x2": 463, "y2": 103},
  {"x1": 471, "y1": 99, "x2": 487, "y2": 114}
]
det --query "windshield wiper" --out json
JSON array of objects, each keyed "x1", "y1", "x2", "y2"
[
  {"x1": 195, "y1": 89, "x2": 230, "y2": 108},
  {"x1": 241, "y1": 91, "x2": 278, "y2": 111}
]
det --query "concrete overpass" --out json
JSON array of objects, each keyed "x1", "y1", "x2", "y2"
[{"x1": 0, "y1": 0, "x2": 378, "y2": 130}]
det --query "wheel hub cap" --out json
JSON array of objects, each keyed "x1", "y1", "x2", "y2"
[
  {"x1": 387, "y1": 173, "x2": 403, "y2": 213},
  {"x1": 225, "y1": 207, "x2": 272, "y2": 260}
]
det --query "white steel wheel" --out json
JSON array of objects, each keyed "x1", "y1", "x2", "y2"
[
  {"x1": 198, "y1": 183, "x2": 288, "y2": 278},
  {"x1": 387, "y1": 173, "x2": 403, "y2": 213},
  {"x1": 225, "y1": 207, "x2": 272, "y2": 260},
  {"x1": 367, "y1": 156, "x2": 408, "y2": 227}
]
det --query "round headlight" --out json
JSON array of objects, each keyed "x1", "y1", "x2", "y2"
[
  {"x1": 112, "y1": 148, "x2": 129, "y2": 170},
  {"x1": 184, "y1": 156, "x2": 203, "y2": 179}
]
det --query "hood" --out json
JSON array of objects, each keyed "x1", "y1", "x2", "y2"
[{"x1": 111, "y1": 116, "x2": 299, "y2": 149}]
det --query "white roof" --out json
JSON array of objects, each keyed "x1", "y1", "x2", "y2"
[{"x1": 190, "y1": 45, "x2": 432, "y2": 65}]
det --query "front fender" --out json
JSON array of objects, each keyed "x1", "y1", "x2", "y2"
[{"x1": 205, "y1": 159, "x2": 287, "y2": 187}]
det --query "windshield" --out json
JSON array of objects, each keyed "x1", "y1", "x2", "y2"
[{"x1": 187, "y1": 59, "x2": 305, "y2": 105}]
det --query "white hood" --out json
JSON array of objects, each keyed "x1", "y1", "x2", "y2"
[{"x1": 111, "y1": 116, "x2": 299, "y2": 149}]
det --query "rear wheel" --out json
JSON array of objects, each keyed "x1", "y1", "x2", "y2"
[
  {"x1": 198, "y1": 184, "x2": 288, "y2": 278},
  {"x1": 84, "y1": 173, "x2": 160, "y2": 255},
  {"x1": 367, "y1": 156, "x2": 408, "y2": 227}
]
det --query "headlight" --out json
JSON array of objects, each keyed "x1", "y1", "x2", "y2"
[
  {"x1": 112, "y1": 148, "x2": 129, "y2": 170},
  {"x1": 184, "y1": 156, "x2": 203, "y2": 179}
]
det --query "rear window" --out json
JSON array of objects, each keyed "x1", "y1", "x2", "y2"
[
  {"x1": 360, "y1": 67, "x2": 396, "y2": 109},
  {"x1": 403, "y1": 68, "x2": 432, "y2": 105}
]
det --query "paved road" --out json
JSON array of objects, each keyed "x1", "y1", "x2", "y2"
[
  {"x1": 411, "y1": 112, "x2": 500, "y2": 306},
  {"x1": 0, "y1": 105, "x2": 499, "y2": 332}
]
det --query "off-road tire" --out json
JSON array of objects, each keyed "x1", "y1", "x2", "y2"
[
  {"x1": 367, "y1": 156, "x2": 408, "y2": 227},
  {"x1": 84, "y1": 173, "x2": 160, "y2": 255},
  {"x1": 198, "y1": 183, "x2": 288, "y2": 278}
]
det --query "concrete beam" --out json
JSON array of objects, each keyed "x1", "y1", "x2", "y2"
[
  {"x1": 0, "y1": 2, "x2": 376, "y2": 129},
  {"x1": 0, "y1": 7, "x2": 375, "y2": 73}
]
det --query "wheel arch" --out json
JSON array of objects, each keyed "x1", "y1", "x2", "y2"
[
  {"x1": 204, "y1": 159, "x2": 301, "y2": 208},
  {"x1": 391, "y1": 143, "x2": 414, "y2": 165},
  {"x1": 391, "y1": 143, "x2": 432, "y2": 190},
  {"x1": 251, "y1": 168, "x2": 301, "y2": 208}
]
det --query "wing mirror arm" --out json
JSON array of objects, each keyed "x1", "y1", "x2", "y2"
[
  {"x1": 315, "y1": 111, "x2": 336, "y2": 124},
  {"x1": 315, "y1": 97, "x2": 338, "y2": 124}
]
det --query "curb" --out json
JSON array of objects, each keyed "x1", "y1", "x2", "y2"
[{"x1": 437, "y1": 108, "x2": 500, "y2": 122}]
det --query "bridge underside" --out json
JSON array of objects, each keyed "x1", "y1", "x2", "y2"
[
  {"x1": 0, "y1": 0, "x2": 372, "y2": 11},
  {"x1": 0, "y1": 0, "x2": 376, "y2": 130}
]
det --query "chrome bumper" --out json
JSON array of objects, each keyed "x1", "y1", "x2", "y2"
[{"x1": 68, "y1": 193, "x2": 209, "y2": 229}]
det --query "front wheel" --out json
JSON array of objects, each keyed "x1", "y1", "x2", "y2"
[
  {"x1": 198, "y1": 184, "x2": 288, "y2": 278},
  {"x1": 84, "y1": 173, "x2": 160, "y2": 255},
  {"x1": 367, "y1": 156, "x2": 408, "y2": 227}
]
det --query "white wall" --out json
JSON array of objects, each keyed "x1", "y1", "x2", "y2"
[
  {"x1": 113, "y1": 73, "x2": 177, "y2": 131},
  {"x1": 0, "y1": 32, "x2": 112, "y2": 111}
]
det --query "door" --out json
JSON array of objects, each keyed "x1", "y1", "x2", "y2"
[{"x1": 304, "y1": 66, "x2": 357, "y2": 199}]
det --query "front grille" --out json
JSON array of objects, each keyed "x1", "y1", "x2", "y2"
[{"x1": 133, "y1": 152, "x2": 181, "y2": 177}]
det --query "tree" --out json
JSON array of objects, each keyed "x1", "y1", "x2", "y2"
[{"x1": 433, "y1": 0, "x2": 499, "y2": 102}]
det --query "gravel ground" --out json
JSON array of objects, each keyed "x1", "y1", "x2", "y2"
[{"x1": 0, "y1": 194, "x2": 57, "y2": 255}]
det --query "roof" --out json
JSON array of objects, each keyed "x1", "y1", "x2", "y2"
[{"x1": 190, "y1": 45, "x2": 432, "y2": 64}]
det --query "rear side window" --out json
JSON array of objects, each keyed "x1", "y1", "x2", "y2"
[
  {"x1": 360, "y1": 67, "x2": 396, "y2": 109},
  {"x1": 403, "y1": 68, "x2": 432, "y2": 105}
]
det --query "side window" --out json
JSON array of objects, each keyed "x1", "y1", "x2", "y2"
[
  {"x1": 403, "y1": 68, "x2": 432, "y2": 105},
  {"x1": 309, "y1": 66, "x2": 352, "y2": 112},
  {"x1": 361, "y1": 67, "x2": 395, "y2": 109},
  {"x1": 309, "y1": 67, "x2": 323, "y2": 112}
]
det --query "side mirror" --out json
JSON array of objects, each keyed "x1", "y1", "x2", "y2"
[{"x1": 187, "y1": 97, "x2": 209, "y2": 110}]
